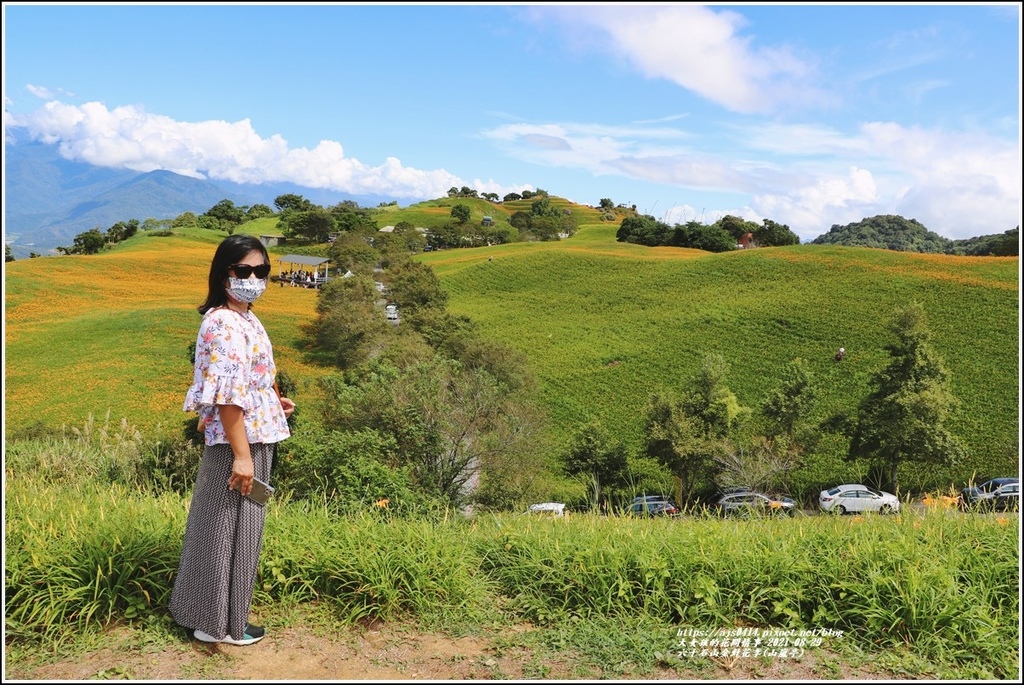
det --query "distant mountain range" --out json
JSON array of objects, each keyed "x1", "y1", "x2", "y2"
[{"x1": 3, "y1": 132, "x2": 416, "y2": 258}]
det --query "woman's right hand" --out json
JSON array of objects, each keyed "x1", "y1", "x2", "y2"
[
  {"x1": 280, "y1": 396, "x2": 296, "y2": 418},
  {"x1": 219, "y1": 403, "x2": 254, "y2": 495},
  {"x1": 229, "y1": 454, "x2": 255, "y2": 496}
]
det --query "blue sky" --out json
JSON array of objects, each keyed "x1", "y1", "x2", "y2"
[{"x1": 3, "y1": 3, "x2": 1020, "y2": 242}]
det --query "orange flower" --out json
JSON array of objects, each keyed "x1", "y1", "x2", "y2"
[{"x1": 374, "y1": 498, "x2": 390, "y2": 509}]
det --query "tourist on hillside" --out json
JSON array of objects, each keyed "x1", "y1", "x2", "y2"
[{"x1": 169, "y1": 234, "x2": 295, "y2": 646}]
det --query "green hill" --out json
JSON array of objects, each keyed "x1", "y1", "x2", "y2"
[
  {"x1": 418, "y1": 234, "x2": 1018, "y2": 490},
  {"x1": 4, "y1": 211, "x2": 1019, "y2": 495},
  {"x1": 812, "y1": 214, "x2": 1020, "y2": 256},
  {"x1": 370, "y1": 194, "x2": 612, "y2": 233}
]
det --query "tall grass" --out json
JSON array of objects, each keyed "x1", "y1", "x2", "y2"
[{"x1": 4, "y1": 433, "x2": 1018, "y2": 678}]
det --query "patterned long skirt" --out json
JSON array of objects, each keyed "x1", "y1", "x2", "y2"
[{"x1": 169, "y1": 442, "x2": 274, "y2": 641}]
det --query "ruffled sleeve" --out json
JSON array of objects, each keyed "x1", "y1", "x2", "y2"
[{"x1": 183, "y1": 309, "x2": 255, "y2": 414}]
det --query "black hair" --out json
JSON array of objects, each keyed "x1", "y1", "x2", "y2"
[{"x1": 197, "y1": 234, "x2": 271, "y2": 314}]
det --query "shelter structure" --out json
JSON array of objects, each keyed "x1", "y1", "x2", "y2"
[{"x1": 275, "y1": 254, "x2": 332, "y2": 289}]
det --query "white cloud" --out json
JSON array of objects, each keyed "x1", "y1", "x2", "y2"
[
  {"x1": 754, "y1": 167, "x2": 881, "y2": 242},
  {"x1": 531, "y1": 5, "x2": 827, "y2": 114},
  {"x1": 7, "y1": 96, "x2": 1018, "y2": 242},
  {"x1": 6, "y1": 99, "x2": 514, "y2": 200},
  {"x1": 26, "y1": 84, "x2": 56, "y2": 99},
  {"x1": 482, "y1": 121, "x2": 692, "y2": 178},
  {"x1": 481, "y1": 116, "x2": 1019, "y2": 241}
]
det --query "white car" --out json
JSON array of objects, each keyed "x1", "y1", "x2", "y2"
[
  {"x1": 526, "y1": 502, "x2": 566, "y2": 517},
  {"x1": 819, "y1": 484, "x2": 900, "y2": 515}
]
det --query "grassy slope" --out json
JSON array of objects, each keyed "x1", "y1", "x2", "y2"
[
  {"x1": 419, "y1": 222, "x2": 1020, "y2": 489},
  {"x1": 4, "y1": 227, "x2": 328, "y2": 438},
  {"x1": 4, "y1": 214, "x2": 1019, "y2": 490}
]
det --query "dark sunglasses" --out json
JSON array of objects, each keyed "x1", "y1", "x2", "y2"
[{"x1": 228, "y1": 263, "x2": 272, "y2": 279}]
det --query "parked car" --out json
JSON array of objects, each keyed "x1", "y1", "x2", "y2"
[
  {"x1": 628, "y1": 495, "x2": 679, "y2": 517},
  {"x1": 818, "y1": 484, "x2": 899, "y2": 515},
  {"x1": 971, "y1": 482, "x2": 1019, "y2": 513},
  {"x1": 960, "y1": 477, "x2": 1019, "y2": 510},
  {"x1": 525, "y1": 502, "x2": 566, "y2": 517},
  {"x1": 713, "y1": 492, "x2": 796, "y2": 518}
]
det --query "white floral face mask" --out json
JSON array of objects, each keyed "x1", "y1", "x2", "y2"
[{"x1": 227, "y1": 276, "x2": 267, "y2": 304}]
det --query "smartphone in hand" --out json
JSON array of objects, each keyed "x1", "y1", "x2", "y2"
[{"x1": 245, "y1": 477, "x2": 275, "y2": 506}]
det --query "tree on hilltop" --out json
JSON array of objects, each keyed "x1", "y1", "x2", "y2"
[
  {"x1": 754, "y1": 219, "x2": 800, "y2": 247},
  {"x1": 812, "y1": 215, "x2": 949, "y2": 253},
  {"x1": 274, "y1": 193, "x2": 314, "y2": 213},
  {"x1": 714, "y1": 215, "x2": 759, "y2": 241}
]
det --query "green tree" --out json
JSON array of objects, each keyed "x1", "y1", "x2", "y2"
[
  {"x1": 105, "y1": 219, "x2": 139, "y2": 244},
  {"x1": 204, "y1": 199, "x2": 246, "y2": 227},
  {"x1": 428, "y1": 222, "x2": 465, "y2": 250},
  {"x1": 450, "y1": 204, "x2": 471, "y2": 224},
  {"x1": 715, "y1": 215, "x2": 759, "y2": 241},
  {"x1": 172, "y1": 211, "x2": 198, "y2": 227},
  {"x1": 848, "y1": 302, "x2": 965, "y2": 494},
  {"x1": 530, "y1": 197, "x2": 552, "y2": 216},
  {"x1": 5, "y1": 244, "x2": 14, "y2": 262},
  {"x1": 617, "y1": 215, "x2": 670, "y2": 246},
  {"x1": 598, "y1": 198, "x2": 615, "y2": 210},
  {"x1": 564, "y1": 419, "x2": 630, "y2": 510},
  {"x1": 328, "y1": 201, "x2": 377, "y2": 234},
  {"x1": 529, "y1": 215, "x2": 562, "y2": 241},
  {"x1": 761, "y1": 358, "x2": 816, "y2": 438},
  {"x1": 681, "y1": 353, "x2": 750, "y2": 437},
  {"x1": 328, "y1": 232, "x2": 381, "y2": 274},
  {"x1": 141, "y1": 218, "x2": 172, "y2": 232},
  {"x1": 385, "y1": 258, "x2": 448, "y2": 316},
  {"x1": 274, "y1": 193, "x2": 314, "y2": 213},
  {"x1": 247, "y1": 203, "x2": 274, "y2": 219},
  {"x1": 282, "y1": 208, "x2": 336, "y2": 243},
  {"x1": 811, "y1": 215, "x2": 950, "y2": 253},
  {"x1": 385, "y1": 221, "x2": 427, "y2": 254},
  {"x1": 195, "y1": 215, "x2": 221, "y2": 231},
  {"x1": 508, "y1": 211, "x2": 532, "y2": 231},
  {"x1": 754, "y1": 219, "x2": 800, "y2": 247},
  {"x1": 503, "y1": 192, "x2": 522, "y2": 202},
  {"x1": 642, "y1": 393, "x2": 713, "y2": 503},
  {"x1": 307, "y1": 275, "x2": 390, "y2": 369},
  {"x1": 325, "y1": 358, "x2": 532, "y2": 507},
  {"x1": 57, "y1": 228, "x2": 106, "y2": 255},
  {"x1": 668, "y1": 222, "x2": 735, "y2": 252}
]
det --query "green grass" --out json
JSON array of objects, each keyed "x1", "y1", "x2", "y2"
[
  {"x1": 420, "y1": 235, "x2": 1018, "y2": 488},
  {"x1": 4, "y1": 464, "x2": 1018, "y2": 678}
]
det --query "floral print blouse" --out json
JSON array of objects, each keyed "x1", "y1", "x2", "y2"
[{"x1": 183, "y1": 307, "x2": 291, "y2": 446}]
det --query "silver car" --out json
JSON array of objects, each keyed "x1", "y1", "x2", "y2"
[
  {"x1": 714, "y1": 492, "x2": 796, "y2": 518},
  {"x1": 819, "y1": 484, "x2": 900, "y2": 515}
]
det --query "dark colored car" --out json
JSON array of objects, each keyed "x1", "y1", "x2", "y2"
[
  {"x1": 973, "y1": 482, "x2": 1019, "y2": 512},
  {"x1": 960, "y1": 477, "x2": 1019, "y2": 510},
  {"x1": 714, "y1": 492, "x2": 796, "y2": 518},
  {"x1": 628, "y1": 495, "x2": 679, "y2": 517}
]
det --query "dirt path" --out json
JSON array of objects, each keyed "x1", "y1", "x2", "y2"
[{"x1": 6, "y1": 620, "x2": 903, "y2": 681}]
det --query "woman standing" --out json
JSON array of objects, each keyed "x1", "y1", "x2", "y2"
[{"x1": 170, "y1": 234, "x2": 295, "y2": 645}]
